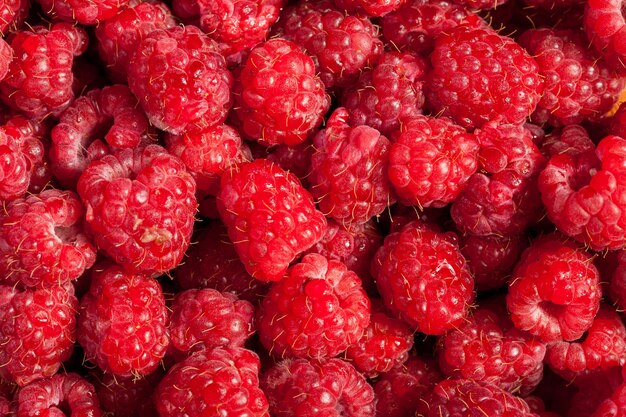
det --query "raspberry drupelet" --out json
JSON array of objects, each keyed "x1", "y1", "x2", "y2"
[{"x1": 35, "y1": 0, "x2": 130, "y2": 25}]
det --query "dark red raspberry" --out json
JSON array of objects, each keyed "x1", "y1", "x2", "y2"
[
  {"x1": 0, "y1": 0, "x2": 28, "y2": 34},
  {"x1": 77, "y1": 263, "x2": 169, "y2": 378},
  {"x1": 265, "y1": 141, "x2": 315, "y2": 184},
  {"x1": 452, "y1": 0, "x2": 508, "y2": 9},
  {"x1": 372, "y1": 220, "x2": 474, "y2": 335},
  {"x1": 15, "y1": 373, "x2": 102, "y2": 417},
  {"x1": 91, "y1": 370, "x2": 161, "y2": 417},
  {"x1": 584, "y1": 0, "x2": 626, "y2": 73},
  {"x1": 451, "y1": 122, "x2": 546, "y2": 236},
  {"x1": 340, "y1": 51, "x2": 426, "y2": 136},
  {"x1": 609, "y1": 101, "x2": 626, "y2": 139},
  {"x1": 127, "y1": 25, "x2": 232, "y2": 135},
  {"x1": 95, "y1": 1, "x2": 176, "y2": 82},
  {"x1": 592, "y1": 382, "x2": 626, "y2": 417},
  {"x1": 519, "y1": 28, "x2": 624, "y2": 126},
  {"x1": 0, "y1": 283, "x2": 77, "y2": 386},
  {"x1": 233, "y1": 38, "x2": 329, "y2": 147},
  {"x1": 506, "y1": 234, "x2": 602, "y2": 343},
  {"x1": 0, "y1": 190, "x2": 96, "y2": 288},
  {"x1": 333, "y1": 0, "x2": 406, "y2": 16},
  {"x1": 608, "y1": 250, "x2": 626, "y2": 310},
  {"x1": 155, "y1": 347, "x2": 269, "y2": 417},
  {"x1": 217, "y1": 159, "x2": 327, "y2": 281},
  {"x1": 540, "y1": 124, "x2": 596, "y2": 158},
  {"x1": 524, "y1": 396, "x2": 562, "y2": 417},
  {"x1": 257, "y1": 253, "x2": 370, "y2": 359},
  {"x1": 539, "y1": 134, "x2": 626, "y2": 250},
  {"x1": 309, "y1": 107, "x2": 395, "y2": 226},
  {"x1": 77, "y1": 145, "x2": 197, "y2": 275},
  {"x1": 388, "y1": 114, "x2": 479, "y2": 209},
  {"x1": 170, "y1": 288, "x2": 255, "y2": 354},
  {"x1": 272, "y1": 0, "x2": 384, "y2": 89},
  {"x1": 0, "y1": 23, "x2": 88, "y2": 118},
  {"x1": 35, "y1": 0, "x2": 129, "y2": 24},
  {"x1": 426, "y1": 25, "x2": 544, "y2": 130},
  {"x1": 262, "y1": 358, "x2": 376, "y2": 417},
  {"x1": 568, "y1": 367, "x2": 624, "y2": 417}
]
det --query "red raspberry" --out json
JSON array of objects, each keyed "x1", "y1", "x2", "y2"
[
  {"x1": 257, "y1": 253, "x2": 370, "y2": 359},
  {"x1": 77, "y1": 145, "x2": 197, "y2": 275},
  {"x1": 608, "y1": 250, "x2": 626, "y2": 310},
  {"x1": 451, "y1": 122, "x2": 546, "y2": 236},
  {"x1": 262, "y1": 358, "x2": 376, "y2": 417},
  {"x1": 170, "y1": 288, "x2": 255, "y2": 354},
  {"x1": 539, "y1": 134, "x2": 626, "y2": 250},
  {"x1": 265, "y1": 141, "x2": 315, "y2": 184},
  {"x1": 609, "y1": 102, "x2": 626, "y2": 139},
  {"x1": 77, "y1": 263, "x2": 169, "y2": 378},
  {"x1": 217, "y1": 159, "x2": 327, "y2": 281},
  {"x1": 345, "y1": 299, "x2": 414, "y2": 377},
  {"x1": 91, "y1": 370, "x2": 161, "y2": 417},
  {"x1": 15, "y1": 373, "x2": 102, "y2": 416},
  {"x1": 0, "y1": 38, "x2": 11, "y2": 82},
  {"x1": 506, "y1": 234, "x2": 602, "y2": 343},
  {"x1": 540, "y1": 124, "x2": 596, "y2": 158},
  {"x1": 584, "y1": 0, "x2": 626, "y2": 73},
  {"x1": 95, "y1": 1, "x2": 176, "y2": 82},
  {"x1": 35, "y1": 0, "x2": 130, "y2": 24},
  {"x1": 172, "y1": 0, "x2": 285, "y2": 57},
  {"x1": 340, "y1": 52, "x2": 426, "y2": 136},
  {"x1": 333, "y1": 0, "x2": 406, "y2": 16},
  {"x1": 0, "y1": 0, "x2": 28, "y2": 34},
  {"x1": 127, "y1": 25, "x2": 233, "y2": 135},
  {"x1": 0, "y1": 23, "x2": 88, "y2": 118},
  {"x1": 388, "y1": 115, "x2": 479, "y2": 208},
  {"x1": 0, "y1": 283, "x2": 77, "y2": 386},
  {"x1": 0, "y1": 190, "x2": 96, "y2": 288},
  {"x1": 592, "y1": 382, "x2": 626, "y2": 417},
  {"x1": 272, "y1": 0, "x2": 384, "y2": 89},
  {"x1": 155, "y1": 347, "x2": 269, "y2": 417},
  {"x1": 519, "y1": 28, "x2": 624, "y2": 126},
  {"x1": 426, "y1": 25, "x2": 544, "y2": 130},
  {"x1": 233, "y1": 39, "x2": 329, "y2": 147},
  {"x1": 371, "y1": 221, "x2": 474, "y2": 335},
  {"x1": 568, "y1": 367, "x2": 624, "y2": 417},
  {"x1": 309, "y1": 107, "x2": 396, "y2": 226}
]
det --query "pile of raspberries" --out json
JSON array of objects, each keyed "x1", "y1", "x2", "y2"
[{"x1": 1, "y1": 0, "x2": 626, "y2": 415}]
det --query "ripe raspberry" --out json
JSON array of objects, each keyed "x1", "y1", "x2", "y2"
[
  {"x1": 388, "y1": 115, "x2": 479, "y2": 209},
  {"x1": 272, "y1": 0, "x2": 384, "y2": 89},
  {"x1": 592, "y1": 382, "x2": 626, "y2": 417},
  {"x1": 608, "y1": 250, "x2": 626, "y2": 310},
  {"x1": 0, "y1": 23, "x2": 88, "y2": 118},
  {"x1": 584, "y1": 0, "x2": 626, "y2": 73},
  {"x1": 155, "y1": 347, "x2": 269, "y2": 417},
  {"x1": 609, "y1": 102, "x2": 626, "y2": 139},
  {"x1": 15, "y1": 373, "x2": 102, "y2": 417},
  {"x1": 217, "y1": 159, "x2": 327, "y2": 281},
  {"x1": 426, "y1": 25, "x2": 544, "y2": 130},
  {"x1": 127, "y1": 25, "x2": 232, "y2": 135},
  {"x1": 262, "y1": 358, "x2": 376, "y2": 417},
  {"x1": 519, "y1": 28, "x2": 624, "y2": 126},
  {"x1": 172, "y1": 0, "x2": 285, "y2": 57},
  {"x1": 340, "y1": 51, "x2": 426, "y2": 136},
  {"x1": 309, "y1": 107, "x2": 395, "y2": 226},
  {"x1": 0, "y1": 38, "x2": 11, "y2": 82},
  {"x1": 0, "y1": 190, "x2": 96, "y2": 288},
  {"x1": 170, "y1": 288, "x2": 255, "y2": 354},
  {"x1": 568, "y1": 367, "x2": 624, "y2": 417},
  {"x1": 95, "y1": 1, "x2": 176, "y2": 82},
  {"x1": 0, "y1": 0, "x2": 28, "y2": 34},
  {"x1": 35, "y1": 0, "x2": 130, "y2": 24},
  {"x1": 91, "y1": 370, "x2": 161, "y2": 417},
  {"x1": 372, "y1": 220, "x2": 474, "y2": 335},
  {"x1": 77, "y1": 145, "x2": 197, "y2": 275},
  {"x1": 452, "y1": 0, "x2": 508, "y2": 9},
  {"x1": 77, "y1": 263, "x2": 169, "y2": 378},
  {"x1": 451, "y1": 122, "x2": 546, "y2": 236},
  {"x1": 540, "y1": 124, "x2": 596, "y2": 158},
  {"x1": 539, "y1": 134, "x2": 626, "y2": 250},
  {"x1": 0, "y1": 283, "x2": 77, "y2": 386},
  {"x1": 265, "y1": 141, "x2": 315, "y2": 184},
  {"x1": 233, "y1": 39, "x2": 329, "y2": 147},
  {"x1": 257, "y1": 253, "x2": 370, "y2": 359},
  {"x1": 506, "y1": 234, "x2": 602, "y2": 343}
]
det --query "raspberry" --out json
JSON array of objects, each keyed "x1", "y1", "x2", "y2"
[
  {"x1": 155, "y1": 347, "x2": 269, "y2": 417},
  {"x1": 388, "y1": 115, "x2": 480, "y2": 208},
  {"x1": 539, "y1": 134, "x2": 626, "y2": 250},
  {"x1": 340, "y1": 51, "x2": 426, "y2": 136},
  {"x1": 15, "y1": 373, "x2": 102, "y2": 416},
  {"x1": 35, "y1": 0, "x2": 130, "y2": 25},
  {"x1": 609, "y1": 102, "x2": 626, "y2": 138},
  {"x1": 127, "y1": 25, "x2": 233, "y2": 135},
  {"x1": 452, "y1": 0, "x2": 508, "y2": 9},
  {"x1": 506, "y1": 234, "x2": 602, "y2": 343},
  {"x1": 426, "y1": 25, "x2": 544, "y2": 130},
  {"x1": 0, "y1": 23, "x2": 88, "y2": 118},
  {"x1": 265, "y1": 141, "x2": 315, "y2": 184},
  {"x1": 257, "y1": 253, "x2": 370, "y2": 359},
  {"x1": 262, "y1": 358, "x2": 376, "y2": 417},
  {"x1": 592, "y1": 382, "x2": 626, "y2": 417},
  {"x1": 272, "y1": 0, "x2": 384, "y2": 89},
  {"x1": 519, "y1": 28, "x2": 624, "y2": 126},
  {"x1": 95, "y1": 2, "x2": 176, "y2": 82},
  {"x1": 584, "y1": 0, "x2": 626, "y2": 73},
  {"x1": 451, "y1": 122, "x2": 546, "y2": 236},
  {"x1": 77, "y1": 145, "x2": 197, "y2": 275},
  {"x1": 568, "y1": 367, "x2": 624, "y2": 417},
  {"x1": 309, "y1": 107, "x2": 396, "y2": 226},
  {"x1": 77, "y1": 263, "x2": 169, "y2": 378},
  {"x1": 0, "y1": 189, "x2": 96, "y2": 288},
  {"x1": 608, "y1": 250, "x2": 626, "y2": 310},
  {"x1": 0, "y1": 0, "x2": 28, "y2": 34},
  {"x1": 0, "y1": 283, "x2": 77, "y2": 386},
  {"x1": 540, "y1": 124, "x2": 596, "y2": 158},
  {"x1": 0, "y1": 38, "x2": 11, "y2": 82},
  {"x1": 91, "y1": 370, "x2": 161, "y2": 417},
  {"x1": 371, "y1": 220, "x2": 474, "y2": 335},
  {"x1": 233, "y1": 39, "x2": 329, "y2": 147},
  {"x1": 217, "y1": 159, "x2": 327, "y2": 281},
  {"x1": 170, "y1": 288, "x2": 255, "y2": 354}
]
